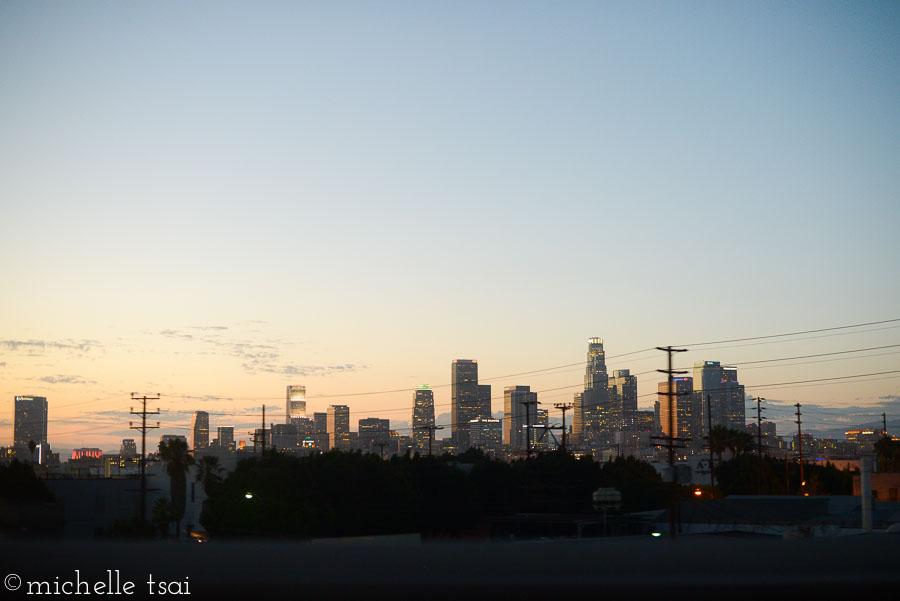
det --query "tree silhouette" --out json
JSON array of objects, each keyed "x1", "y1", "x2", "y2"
[
  {"x1": 158, "y1": 438, "x2": 194, "y2": 539},
  {"x1": 874, "y1": 437, "x2": 900, "y2": 471}
]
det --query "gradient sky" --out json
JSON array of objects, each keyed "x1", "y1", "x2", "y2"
[{"x1": 2, "y1": 2, "x2": 899, "y2": 454}]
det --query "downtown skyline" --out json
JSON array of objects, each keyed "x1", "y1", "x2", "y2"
[{"x1": 2, "y1": 3, "x2": 899, "y2": 454}]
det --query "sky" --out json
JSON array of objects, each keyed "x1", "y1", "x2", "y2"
[{"x1": 1, "y1": 2, "x2": 899, "y2": 454}]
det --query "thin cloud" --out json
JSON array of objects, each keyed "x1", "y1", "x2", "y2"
[
  {"x1": 30, "y1": 374, "x2": 98, "y2": 385},
  {"x1": 0, "y1": 339, "x2": 100, "y2": 353}
]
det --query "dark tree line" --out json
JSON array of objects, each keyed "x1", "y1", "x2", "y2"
[{"x1": 201, "y1": 450, "x2": 667, "y2": 539}]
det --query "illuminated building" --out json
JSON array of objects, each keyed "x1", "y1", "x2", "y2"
[
  {"x1": 469, "y1": 417, "x2": 502, "y2": 457},
  {"x1": 452, "y1": 359, "x2": 484, "y2": 450},
  {"x1": 14, "y1": 395, "x2": 48, "y2": 448},
  {"x1": 657, "y1": 378, "x2": 698, "y2": 441},
  {"x1": 358, "y1": 418, "x2": 391, "y2": 455},
  {"x1": 504, "y1": 386, "x2": 537, "y2": 453},
  {"x1": 286, "y1": 385, "x2": 307, "y2": 422},
  {"x1": 191, "y1": 411, "x2": 209, "y2": 450},
  {"x1": 608, "y1": 369, "x2": 638, "y2": 430},
  {"x1": 217, "y1": 426, "x2": 235, "y2": 451},
  {"x1": 327, "y1": 405, "x2": 350, "y2": 450},
  {"x1": 120, "y1": 439, "x2": 137, "y2": 457},
  {"x1": 574, "y1": 338, "x2": 610, "y2": 448},
  {"x1": 411, "y1": 386, "x2": 436, "y2": 455},
  {"x1": 692, "y1": 361, "x2": 745, "y2": 432}
]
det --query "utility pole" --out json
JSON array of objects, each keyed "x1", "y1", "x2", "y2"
[
  {"x1": 249, "y1": 405, "x2": 267, "y2": 454},
  {"x1": 554, "y1": 402, "x2": 573, "y2": 453},
  {"x1": 883, "y1": 413, "x2": 888, "y2": 438},
  {"x1": 374, "y1": 442, "x2": 387, "y2": 459},
  {"x1": 754, "y1": 397, "x2": 766, "y2": 456},
  {"x1": 753, "y1": 396, "x2": 766, "y2": 495},
  {"x1": 417, "y1": 425, "x2": 444, "y2": 456},
  {"x1": 521, "y1": 397, "x2": 539, "y2": 458},
  {"x1": 706, "y1": 393, "x2": 714, "y2": 494},
  {"x1": 129, "y1": 393, "x2": 160, "y2": 523},
  {"x1": 795, "y1": 403, "x2": 805, "y2": 496},
  {"x1": 655, "y1": 346, "x2": 688, "y2": 539}
]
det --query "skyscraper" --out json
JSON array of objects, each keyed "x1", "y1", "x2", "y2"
[
  {"x1": 14, "y1": 396, "x2": 48, "y2": 448},
  {"x1": 692, "y1": 361, "x2": 745, "y2": 433},
  {"x1": 327, "y1": 405, "x2": 350, "y2": 450},
  {"x1": 358, "y1": 417, "x2": 390, "y2": 455},
  {"x1": 286, "y1": 385, "x2": 307, "y2": 422},
  {"x1": 451, "y1": 360, "x2": 483, "y2": 450},
  {"x1": 504, "y1": 385, "x2": 538, "y2": 453},
  {"x1": 217, "y1": 426, "x2": 235, "y2": 451},
  {"x1": 657, "y1": 377, "x2": 699, "y2": 441},
  {"x1": 574, "y1": 338, "x2": 610, "y2": 449},
  {"x1": 608, "y1": 369, "x2": 638, "y2": 431},
  {"x1": 411, "y1": 386, "x2": 436, "y2": 455},
  {"x1": 469, "y1": 417, "x2": 502, "y2": 457},
  {"x1": 191, "y1": 411, "x2": 210, "y2": 450}
]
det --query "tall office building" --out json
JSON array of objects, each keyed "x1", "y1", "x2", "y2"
[
  {"x1": 657, "y1": 377, "x2": 699, "y2": 441},
  {"x1": 358, "y1": 418, "x2": 391, "y2": 455},
  {"x1": 217, "y1": 426, "x2": 235, "y2": 451},
  {"x1": 574, "y1": 338, "x2": 610, "y2": 448},
  {"x1": 692, "y1": 361, "x2": 745, "y2": 433},
  {"x1": 477, "y1": 384, "x2": 492, "y2": 420},
  {"x1": 191, "y1": 411, "x2": 210, "y2": 450},
  {"x1": 286, "y1": 385, "x2": 307, "y2": 423},
  {"x1": 120, "y1": 439, "x2": 137, "y2": 457},
  {"x1": 504, "y1": 386, "x2": 538, "y2": 453},
  {"x1": 469, "y1": 417, "x2": 502, "y2": 457},
  {"x1": 14, "y1": 395, "x2": 48, "y2": 448},
  {"x1": 411, "y1": 386, "x2": 436, "y2": 455},
  {"x1": 327, "y1": 405, "x2": 350, "y2": 450},
  {"x1": 313, "y1": 412, "x2": 328, "y2": 433},
  {"x1": 452, "y1": 360, "x2": 485, "y2": 450},
  {"x1": 608, "y1": 369, "x2": 638, "y2": 430}
]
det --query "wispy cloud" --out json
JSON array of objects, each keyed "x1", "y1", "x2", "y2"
[
  {"x1": 29, "y1": 374, "x2": 97, "y2": 385},
  {"x1": 0, "y1": 339, "x2": 100, "y2": 354},
  {"x1": 150, "y1": 326, "x2": 352, "y2": 378}
]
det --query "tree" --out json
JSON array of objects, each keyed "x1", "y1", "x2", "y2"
[
  {"x1": 151, "y1": 498, "x2": 173, "y2": 538},
  {"x1": 195, "y1": 455, "x2": 224, "y2": 497},
  {"x1": 708, "y1": 425, "x2": 753, "y2": 461},
  {"x1": 28, "y1": 440, "x2": 36, "y2": 465},
  {"x1": 874, "y1": 437, "x2": 900, "y2": 472},
  {"x1": 158, "y1": 438, "x2": 194, "y2": 539}
]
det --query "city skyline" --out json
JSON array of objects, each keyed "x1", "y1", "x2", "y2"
[
  {"x1": 2, "y1": 3, "x2": 899, "y2": 454},
  {"x1": 6, "y1": 324, "x2": 900, "y2": 455}
]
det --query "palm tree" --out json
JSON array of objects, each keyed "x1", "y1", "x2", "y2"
[
  {"x1": 195, "y1": 455, "x2": 224, "y2": 497},
  {"x1": 708, "y1": 425, "x2": 730, "y2": 464},
  {"x1": 158, "y1": 438, "x2": 194, "y2": 539}
]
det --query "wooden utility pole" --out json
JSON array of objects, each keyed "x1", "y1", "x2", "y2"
[
  {"x1": 656, "y1": 346, "x2": 688, "y2": 539},
  {"x1": 129, "y1": 393, "x2": 160, "y2": 522},
  {"x1": 795, "y1": 403, "x2": 805, "y2": 496},
  {"x1": 521, "y1": 397, "x2": 540, "y2": 458},
  {"x1": 706, "y1": 393, "x2": 714, "y2": 494},
  {"x1": 554, "y1": 402, "x2": 573, "y2": 453}
]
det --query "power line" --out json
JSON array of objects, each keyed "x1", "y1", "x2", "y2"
[{"x1": 676, "y1": 317, "x2": 900, "y2": 347}]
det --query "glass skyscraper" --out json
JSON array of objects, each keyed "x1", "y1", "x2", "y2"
[
  {"x1": 286, "y1": 385, "x2": 307, "y2": 423},
  {"x1": 191, "y1": 410, "x2": 210, "y2": 450},
  {"x1": 14, "y1": 395, "x2": 48, "y2": 447},
  {"x1": 692, "y1": 361, "x2": 745, "y2": 434},
  {"x1": 451, "y1": 359, "x2": 482, "y2": 450},
  {"x1": 574, "y1": 338, "x2": 610, "y2": 449},
  {"x1": 411, "y1": 386, "x2": 436, "y2": 455}
]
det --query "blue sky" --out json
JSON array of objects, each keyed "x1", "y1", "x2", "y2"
[{"x1": 1, "y1": 2, "x2": 898, "y2": 452}]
